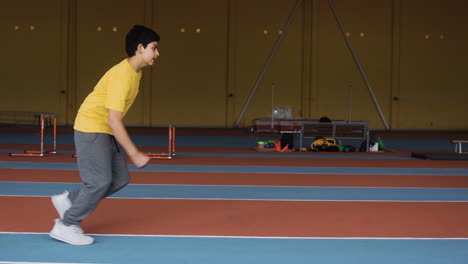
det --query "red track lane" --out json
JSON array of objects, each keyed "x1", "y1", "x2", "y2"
[
  {"x1": 2, "y1": 153, "x2": 468, "y2": 169},
  {"x1": 0, "y1": 144, "x2": 267, "y2": 154},
  {"x1": 1, "y1": 126, "x2": 467, "y2": 138},
  {"x1": 2, "y1": 197, "x2": 468, "y2": 238},
  {"x1": 0, "y1": 143, "x2": 421, "y2": 156},
  {"x1": 1, "y1": 168, "x2": 468, "y2": 188}
]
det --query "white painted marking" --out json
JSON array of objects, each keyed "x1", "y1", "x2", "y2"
[
  {"x1": 0, "y1": 262, "x2": 107, "y2": 264},
  {"x1": 1, "y1": 231, "x2": 468, "y2": 240},
  {"x1": 3, "y1": 195, "x2": 468, "y2": 203}
]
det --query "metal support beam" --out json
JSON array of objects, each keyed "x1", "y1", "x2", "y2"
[
  {"x1": 328, "y1": 0, "x2": 390, "y2": 130},
  {"x1": 235, "y1": 0, "x2": 303, "y2": 127}
]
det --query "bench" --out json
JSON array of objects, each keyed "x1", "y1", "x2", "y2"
[
  {"x1": 450, "y1": 140, "x2": 468, "y2": 154},
  {"x1": 300, "y1": 121, "x2": 369, "y2": 151}
]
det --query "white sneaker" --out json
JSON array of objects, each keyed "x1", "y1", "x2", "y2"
[
  {"x1": 51, "y1": 191, "x2": 71, "y2": 219},
  {"x1": 50, "y1": 219, "x2": 94, "y2": 245}
]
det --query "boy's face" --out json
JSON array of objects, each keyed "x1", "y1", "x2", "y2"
[{"x1": 139, "y1": 41, "x2": 159, "y2": 66}]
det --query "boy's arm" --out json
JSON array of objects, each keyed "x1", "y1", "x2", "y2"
[{"x1": 108, "y1": 109, "x2": 150, "y2": 168}]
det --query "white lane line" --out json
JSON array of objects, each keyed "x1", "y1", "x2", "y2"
[
  {"x1": 1, "y1": 232, "x2": 468, "y2": 240},
  {"x1": 2, "y1": 195, "x2": 468, "y2": 203},
  {"x1": 0, "y1": 262, "x2": 108, "y2": 264}
]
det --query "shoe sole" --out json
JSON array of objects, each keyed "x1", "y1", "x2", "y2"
[{"x1": 50, "y1": 232, "x2": 94, "y2": 246}]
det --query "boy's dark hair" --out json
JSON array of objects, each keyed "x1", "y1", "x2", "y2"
[{"x1": 125, "y1": 25, "x2": 160, "y2": 57}]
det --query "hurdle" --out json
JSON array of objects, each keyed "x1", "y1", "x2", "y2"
[
  {"x1": 9, "y1": 113, "x2": 57, "y2": 157},
  {"x1": 450, "y1": 140, "x2": 468, "y2": 154},
  {"x1": 146, "y1": 125, "x2": 176, "y2": 160}
]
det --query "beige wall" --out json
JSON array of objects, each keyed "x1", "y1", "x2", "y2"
[
  {"x1": 313, "y1": 0, "x2": 394, "y2": 130},
  {"x1": 0, "y1": 0, "x2": 67, "y2": 123},
  {"x1": 394, "y1": 0, "x2": 468, "y2": 130},
  {"x1": 152, "y1": 0, "x2": 229, "y2": 126},
  {"x1": 0, "y1": 0, "x2": 467, "y2": 130}
]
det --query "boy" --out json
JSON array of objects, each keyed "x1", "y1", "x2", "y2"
[{"x1": 49, "y1": 25, "x2": 160, "y2": 245}]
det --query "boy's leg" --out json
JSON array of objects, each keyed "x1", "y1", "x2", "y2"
[
  {"x1": 105, "y1": 140, "x2": 130, "y2": 197},
  {"x1": 68, "y1": 139, "x2": 129, "y2": 202},
  {"x1": 62, "y1": 131, "x2": 114, "y2": 226}
]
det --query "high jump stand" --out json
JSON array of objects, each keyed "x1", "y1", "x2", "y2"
[
  {"x1": 146, "y1": 125, "x2": 176, "y2": 160},
  {"x1": 9, "y1": 113, "x2": 57, "y2": 157}
]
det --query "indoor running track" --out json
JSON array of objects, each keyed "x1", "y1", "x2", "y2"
[{"x1": 1, "y1": 150, "x2": 468, "y2": 264}]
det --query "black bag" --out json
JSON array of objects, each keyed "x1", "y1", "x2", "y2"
[
  {"x1": 319, "y1": 116, "x2": 331, "y2": 123},
  {"x1": 280, "y1": 133, "x2": 295, "y2": 149}
]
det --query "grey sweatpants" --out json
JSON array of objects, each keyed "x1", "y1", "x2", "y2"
[{"x1": 62, "y1": 130, "x2": 130, "y2": 226}]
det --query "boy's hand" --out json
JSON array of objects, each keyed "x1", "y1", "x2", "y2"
[{"x1": 129, "y1": 151, "x2": 151, "y2": 168}]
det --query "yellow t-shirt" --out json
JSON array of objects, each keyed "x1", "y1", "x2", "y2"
[{"x1": 74, "y1": 59, "x2": 142, "y2": 135}]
